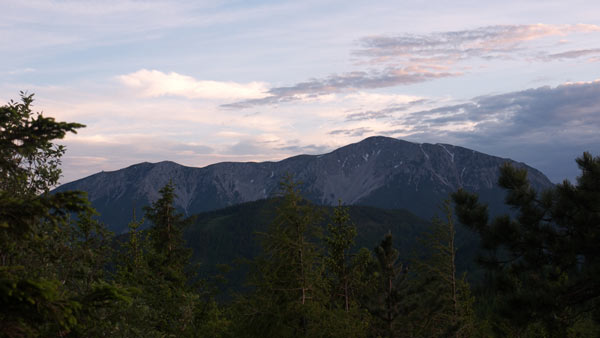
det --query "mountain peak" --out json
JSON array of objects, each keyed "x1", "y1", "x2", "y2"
[{"x1": 55, "y1": 137, "x2": 554, "y2": 233}]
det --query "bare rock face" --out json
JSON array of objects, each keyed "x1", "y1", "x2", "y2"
[{"x1": 55, "y1": 136, "x2": 554, "y2": 233}]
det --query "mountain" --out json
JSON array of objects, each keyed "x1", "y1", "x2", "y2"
[
  {"x1": 184, "y1": 198, "x2": 434, "y2": 293},
  {"x1": 184, "y1": 198, "x2": 481, "y2": 294},
  {"x1": 55, "y1": 136, "x2": 554, "y2": 233}
]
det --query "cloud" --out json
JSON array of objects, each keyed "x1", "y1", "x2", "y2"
[
  {"x1": 542, "y1": 48, "x2": 600, "y2": 61},
  {"x1": 221, "y1": 24, "x2": 600, "y2": 110},
  {"x1": 345, "y1": 98, "x2": 430, "y2": 121},
  {"x1": 118, "y1": 69, "x2": 269, "y2": 100},
  {"x1": 403, "y1": 80, "x2": 600, "y2": 134},
  {"x1": 329, "y1": 127, "x2": 374, "y2": 137},
  {"x1": 381, "y1": 80, "x2": 600, "y2": 182},
  {"x1": 276, "y1": 143, "x2": 330, "y2": 154},
  {"x1": 356, "y1": 24, "x2": 600, "y2": 64},
  {"x1": 222, "y1": 67, "x2": 456, "y2": 109}
]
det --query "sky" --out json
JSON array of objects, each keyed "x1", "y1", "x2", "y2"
[{"x1": 2, "y1": 0, "x2": 600, "y2": 184}]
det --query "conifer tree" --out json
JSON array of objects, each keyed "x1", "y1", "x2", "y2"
[
  {"x1": 0, "y1": 92, "x2": 130, "y2": 336},
  {"x1": 144, "y1": 180, "x2": 192, "y2": 285},
  {"x1": 411, "y1": 200, "x2": 473, "y2": 337},
  {"x1": 368, "y1": 233, "x2": 411, "y2": 338},
  {"x1": 140, "y1": 180, "x2": 199, "y2": 336},
  {"x1": 452, "y1": 154, "x2": 600, "y2": 335},
  {"x1": 323, "y1": 201, "x2": 370, "y2": 337},
  {"x1": 325, "y1": 201, "x2": 357, "y2": 312},
  {"x1": 237, "y1": 174, "x2": 328, "y2": 337}
]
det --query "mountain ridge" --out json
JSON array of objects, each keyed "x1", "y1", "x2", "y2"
[{"x1": 55, "y1": 136, "x2": 555, "y2": 233}]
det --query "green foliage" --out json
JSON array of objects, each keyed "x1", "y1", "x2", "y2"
[
  {"x1": 0, "y1": 92, "x2": 84, "y2": 197},
  {"x1": 452, "y1": 154, "x2": 600, "y2": 335},
  {"x1": 367, "y1": 233, "x2": 412, "y2": 338},
  {"x1": 113, "y1": 181, "x2": 213, "y2": 337},
  {"x1": 7, "y1": 91, "x2": 598, "y2": 337},
  {"x1": 144, "y1": 180, "x2": 193, "y2": 286},
  {"x1": 236, "y1": 174, "x2": 330, "y2": 337},
  {"x1": 0, "y1": 92, "x2": 133, "y2": 337},
  {"x1": 186, "y1": 198, "x2": 433, "y2": 298},
  {"x1": 410, "y1": 200, "x2": 474, "y2": 337},
  {"x1": 325, "y1": 201, "x2": 358, "y2": 310},
  {"x1": 323, "y1": 201, "x2": 373, "y2": 336}
]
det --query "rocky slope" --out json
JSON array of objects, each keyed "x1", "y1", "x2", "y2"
[{"x1": 55, "y1": 136, "x2": 554, "y2": 232}]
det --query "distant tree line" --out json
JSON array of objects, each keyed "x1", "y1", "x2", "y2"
[{"x1": 1, "y1": 93, "x2": 599, "y2": 337}]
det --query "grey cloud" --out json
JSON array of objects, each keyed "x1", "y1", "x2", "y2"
[
  {"x1": 225, "y1": 139, "x2": 330, "y2": 156},
  {"x1": 388, "y1": 81, "x2": 600, "y2": 182},
  {"x1": 345, "y1": 99, "x2": 430, "y2": 122},
  {"x1": 406, "y1": 82, "x2": 600, "y2": 134},
  {"x1": 345, "y1": 110, "x2": 392, "y2": 122},
  {"x1": 221, "y1": 25, "x2": 600, "y2": 110},
  {"x1": 543, "y1": 48, "x2": 600, "y2": 60},
  {"x1": 379, "y1": 127, "x2": 413, "y2": 136},
  {"x1": 277, "y1": 144, "x2": 330, "y2": 154},
  {"x1": 356, "y1": 25, "x2": 600, "y2": 66},
  {"x1": 329, "y1": 127, "x2": 373, "y2": 137},
  {"x1": 356, "y1": 25, "x2": 539, "y2": 61},
  {"x1": 221, "y1": 68, "x2": 456, "y2": 109}
]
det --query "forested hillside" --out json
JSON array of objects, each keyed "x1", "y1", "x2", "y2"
[{"x1": 2, "y1": 93, "x2": 599, "y2": 337}]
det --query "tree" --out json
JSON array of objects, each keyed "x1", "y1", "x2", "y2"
[
  {"x1": 0, "y1": 92, "x2": 84, "y2": 197},
  {"x1": 411, "y1": 200, "x2": 473, "y2": 338},
  {"x1": 368, "y1": 233, "x2": 411, "y2": 338},
  {"x1": 323, "y1": 201, "x2": 370, "y2": 337},
  {"x1": 452, "y1": 154, "x2": 600, "y2": 335},
  {"x1": 0, "y1": 92, "x2": 131, "y2": 336},
  {"x1": 140, "y1": 181, "x2": 199, "y2": 336},
  {"x1": 237, "y1": 174, "x2": 328, "y2": 337},
  {"x1": 325, "y1": 201, "x2": 358, "y2": 312},
  {"x1": 144, "y1": 180, "x2": 192, "y2": 285},
  {"x1": 113, "y1": 210, "x2": 163, "y2": 337}
]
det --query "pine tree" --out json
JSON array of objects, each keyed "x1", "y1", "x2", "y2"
[{"x1": 452, "y1": 154, "x2": 600, "y2": 335}]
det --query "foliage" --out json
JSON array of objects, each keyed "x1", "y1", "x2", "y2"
[
  {"x1": 114, "y1": 181, "x2": 216, "y2": 337},
  {"x1": 235, "y1": 174, "x2": 329, "y2": 337},
  {"x1": 144, "y1": 180, "x2": 193, "y2": 286},
  {"x1": 410, "y1": 200, "x2": 474, "y2": 337},
  {"x1": 6, "y1": 91, "x2": 600, "y2": 337},
  {"x1": 0, "y1": 92, "x2": 83, "y2": 197},
  {"x1": 0, "y1": 92, "x2": 131, "y2": 337},
  {"x1": 452, "y1": 154, "x2": 600, "y2": 335},
  {"x1": 325, "y1": 201, "x2": 359, "y2": 310},
  {"x1": 323, "y1": 201, "x2": 372, "y2": 336},
  {"x1": 367, "y1": 232, "x2": 412, "y2": 338}
]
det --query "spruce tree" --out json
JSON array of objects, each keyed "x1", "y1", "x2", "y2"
[
  {"x1": 237, "y1": 174, "x2": 328, "y2": 337},
  {"x1": 144, "y1": 180, "x2": 192, "y2": 285},
  {"x1": 141, "y1": 180, "x2": 199, "y2": 336},
  {"x1": 0, "y1": 92, "x2": 130, "y2": 336},
  {"x1": 368, "y1": 233, "x2": 411, "y2": 338}
]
